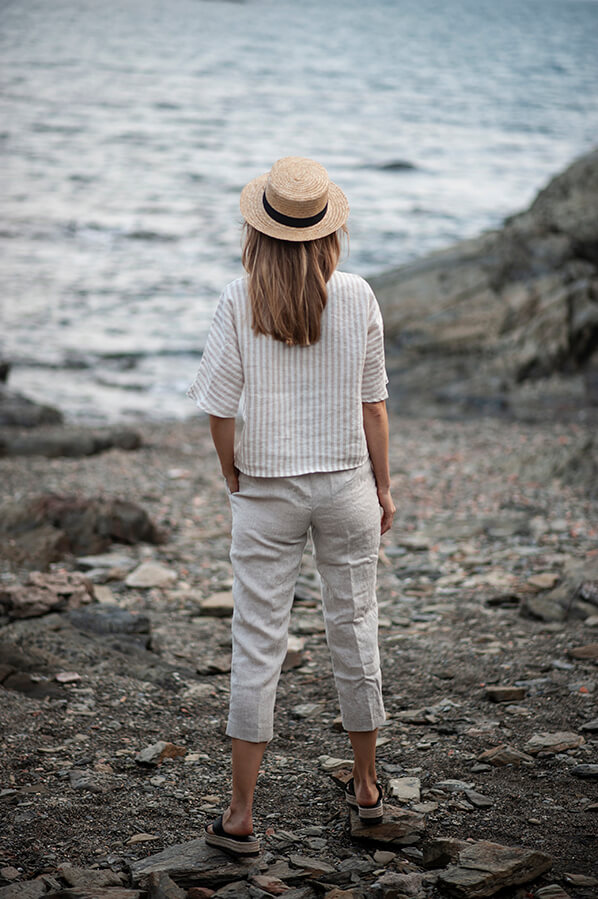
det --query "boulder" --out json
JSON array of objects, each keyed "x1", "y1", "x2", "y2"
[
  {"x1": 437, "y1": 839, "x2": 552, "y2": 897},
  {"x1": 0, "y1": 379, "x2": 62, "y2": 427},
  {"x1": 0, "y1": 426, "x2": 141, "y2": 457},
  {"x1": 370, "y1": 148, "x2": 598, "y2": 420}
]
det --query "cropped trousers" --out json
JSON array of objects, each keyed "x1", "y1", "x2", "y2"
[{"x1": 226, "y1": 459, "x2": 386, "y2": 743}]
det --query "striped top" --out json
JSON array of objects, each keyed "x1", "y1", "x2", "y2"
[{"x1": 186, "y1": 270, "x2": 388, "y2": 477}]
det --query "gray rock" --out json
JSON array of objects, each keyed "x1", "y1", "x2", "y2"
[
  {"x1": 477, "y1": 744, "x2": 535, "y2": 767},
  {"x1": 485, "y1": 686, "x2": 526, "y2": 703},
  {"x1": 388, "y1": 776, "x2": 421, "y2": 802},
  {"x1": 77, "y1": 552, "x2": 137, "y2": 572},
  {"x1": 523, "y1": 732, "x2": 584, "y2": 755},
  {"x1": 0, "y1": 882, "x2": 48, "y2": 899},
  {"x1": 0, "y1": 381, "x2": 62, "y2": 427},
  {"x1": 464, "y1": 790, "x2": 494, "y2": 808},
  {"x1": 57, "y1": 864, "x2": 123, "y2": 888},
  {"x1": 433, "y1": 779, "x2": 474, "y2": 794},
  {"x1": 350, "y1": 805, "x2": 425, "y2": 846},
  {"x1": 197, "y1": 592, "x2": 235, "y2": 617},
  {"x1": 66, "y1": 606, "x2": 150, "y2": 636},
  {"x1": 68, "y1": 769, "x2": 103, "y2": 793},
  {"x1": 0, "y1": 571, "x2": 94, "y2": 619},
  {"x1": 580, "y1": 717, "x2": 598, "y2": 732},
  {"x1": 437, "y1": 839, "x2": 552, "y2": 897},
  {"x1": 535, "y1": 886, "x2": 572, "y2": 899},
  {"x1": 139, "y1": 871, "x2": 186, "y2": 898},
  {"x1": 570, "y1": 764, "x2": 598, "y2": 780},
  {"x1": 129, "y1": 837, "x2": 255, "y2": 888},
  {"x1": 372, "y1": 871, "x2": 428, "y2": 898},
  {"x1": 0, "y1": 426, "x2": 141, "y2": 457}
]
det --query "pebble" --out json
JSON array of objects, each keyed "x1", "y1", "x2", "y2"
[
  {"x1": 135, "y1": 741, "x2": 187, "y2": 766},
  {"x1": 197, "y1": 592, "x2": 234, "y2": 617},
  {"x1": 485, "y1": 685, "x2": 526, "y2": 702},
  {"x1": 125, "y1": 561, "x2": 177, "y2": 589}
]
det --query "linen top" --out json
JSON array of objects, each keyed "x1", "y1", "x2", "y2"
[{"x1": 186, "y1": 270, "x2": 388, "y2": 477}]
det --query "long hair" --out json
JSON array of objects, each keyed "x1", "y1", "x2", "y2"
[{"x1": 241, "y1": 223, "x2": 345, "y2": 346}]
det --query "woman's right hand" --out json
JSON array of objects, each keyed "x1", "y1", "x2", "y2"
[
  {"x1": 377, "y1": 487, "x2": 396, "y2": 534},
  {"x1": 224, "y1": 467, "x2": 240, "y2": 495}
]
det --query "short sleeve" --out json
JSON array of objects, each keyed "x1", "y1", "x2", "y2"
[
  {"x1": 361, "y1": 290, "x2": 389, "y2": 403},
  {"x1": 186, "y1": 290, "x2": 244, "y2": 417}
]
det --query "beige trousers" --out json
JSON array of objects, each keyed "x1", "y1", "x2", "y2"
[{"x1": 226, "y1": 459, "x2": 386, "y2": 743}]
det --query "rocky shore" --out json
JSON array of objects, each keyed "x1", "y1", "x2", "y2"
[
  {"x1": 1, "y1": 412, "x2": 597, "y2": 899},
  {"x1": 1, "y1": 149, "x2": 597, "y2": 898}
]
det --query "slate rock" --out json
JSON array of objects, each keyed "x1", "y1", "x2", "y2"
[
  {"x1": 68, "y1": 769, "x2": 103, "y2": 793},
  {"x1": 464, "y1": 790, "x2": 494, "y2": 808},
  {"x1": 129, "y1": 838, "x2": 256, "y2": 888},
  {"x1": 535, "y1": 887, "x2": 571, "y2": 899},
  {"x1": 477, "y1": 744, "x2": 535, "y2": 766},
  {"x1": 371, "y1": 871, "x2": 427, "y2": 897},
  {"x1": 437, "y1": 840, "x2": 552, "y2": 897},
  {"x1": 485, "y1": 686, "x2": 526, "y2": 703},
  {"x1": 350, "y1": 805, "x2": 425, "y2": 846},
  {"x1": 140, "y1": 871, "x2": 186, "y2": 899},
  {"x1": 0, "y1": 571, "x2": 94, "y2": 619},
  {"x1": 580, "y1": 717, "x2": 598, "y2": 732},
  {"x1": 570, "y1": 764, "x2": 598, "y2": 780},
  {"x1": 57, "y1": 864, "x2": 123, "y2": 888},
  {"x1": 523, "y1": 732, "x2": 584, "y2": 755},
  {"x1": 0, "y1": 881, "x2": 48, "y2": 898},
  {"x1": 569, "y1": 643, "x2": 598, "y2": 660},
  {"x1": 423, "y1": 838, "x2": 470, "y2": 869},
  {"x1": 66, "y1": 606, "x2": 151, "y2": 636},
  {"x1": 388, "y1": 776, "x2": 421, "y2": 802}
]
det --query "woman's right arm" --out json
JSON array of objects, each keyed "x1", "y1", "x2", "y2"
[{"x1": 362, "y1": 400, "x2": 396, "y2": 534}]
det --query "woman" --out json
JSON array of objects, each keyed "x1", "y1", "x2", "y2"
[{"x1": 187, "y1": 156, "x2": 395, "y2": 857}]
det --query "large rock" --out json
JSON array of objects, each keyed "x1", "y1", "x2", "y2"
[
  {"x1": 0, "y1": 494, "x2": 163, "y2": 569},
  {"x1": 0, "y1": 426, "x2": 141, "y2": 457},
  {"x1": 349, "y1": 805, "x2": 425, "y2": 846},
  {"x1": 437, "y1": 839, "x2": 552, "y2": 897},
  {"x1": 128, "y1": 838, "x2": 257, "y2": 888},
  {"x1": 0, "y1": 571, "x2": 94, "y2": 619},
  {"x1": 370, "y1": 148, "x2": 598, "y2": 419},
  {"x1": 0, "y1": 380, "x2": 62, "y2": 427}
]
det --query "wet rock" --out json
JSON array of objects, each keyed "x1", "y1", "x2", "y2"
[
  {"x1": 350, "y1": 805, "x2": 425, "y2": 846},
  {"x1": 570, "y1": 764, "x2": 598, "y2": 780},
  {"x1": 437, "y1": 839, "x2": 552, "y2": 897},
  {"x1": 388, "y1": 776, "x2": 421, "y2": 802},
  {"x1": 125, "y1": 561, "x2": 177, "y2": 589},
  {"x1": 135, "y1": 741, "x2": 187, "y2": 766},
  {"x1": 129, "y1": 838, "x2": 254, "y2": 888},
  {"x1": 477, "y1": 744, "x2": 535, "y2": 766},
  {"x1": 0, "y1": 380, "x2": 62, "y2": 427},
  {"x1": 0, "y1": 571, "x2": 94, "y2": 619},
  {"x1": 0, "y1": 426, "x2": 141, "y2": 457},
  {"x1": 197, "y1": 592, "x2": 234, "y2": 617},
  {"x1": 485, "y1": 686, "x2": 526, "y2": 703},
  {"x1": 523, "y1": 732, "x2": 585, "y2": 755},
  {"x1": 57, "y1": 864, "x2": 123, "y2": 887}
]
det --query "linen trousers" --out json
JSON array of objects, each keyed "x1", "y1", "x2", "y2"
[{"x1": 226, "y1": 459, "x2": 386, "y2": 743}]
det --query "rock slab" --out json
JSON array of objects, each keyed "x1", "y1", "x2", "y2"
[{"x1": 437, "y1": 840, "x2": 552, "y2": 897}]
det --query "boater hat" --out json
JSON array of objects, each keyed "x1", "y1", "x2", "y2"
[{"x1": 240, "y1": 156, "x2": 349, "y2": 242}]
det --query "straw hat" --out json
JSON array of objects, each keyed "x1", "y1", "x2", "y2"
[{"x1": 240, "y1": 156, "x2": 349, "y2": 241}]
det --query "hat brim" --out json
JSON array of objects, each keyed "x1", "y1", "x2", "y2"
[{"x1": 240, "y1": 173, "x2": 349, "y2": 242}]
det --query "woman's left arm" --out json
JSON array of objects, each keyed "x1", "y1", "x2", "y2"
[{"x1": 209, "y1": 415, "x2": 239, "y2": 493}]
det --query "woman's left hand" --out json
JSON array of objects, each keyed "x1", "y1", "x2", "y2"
[{"x1": 224, "y1": 468, "x2": 240, "y2": 494}]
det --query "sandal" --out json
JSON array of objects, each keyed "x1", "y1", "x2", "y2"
[
  {"x1": 345, "y1": 777, "x2": 384, "y2": 824},
  {"x1": 205, "y1": 814, "x2": 261, "y2": 857}
]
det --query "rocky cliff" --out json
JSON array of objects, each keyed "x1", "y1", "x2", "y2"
[{"x1": 370, "y1": 148, "x2": 598, "y2": 419}]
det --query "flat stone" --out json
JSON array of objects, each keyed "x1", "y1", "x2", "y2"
[
  {"x1": 0, "y1": 883, "x2": 48, "y2": 899},
  {"x1": 0, "y1": 571, "x2": 94, "y2": 619},
  {"x1": 68, "y1": 769, "x2": 103, "y2": 792},
  {"x1": 527, "y1": 572, "x2": 560, "y2": 590},
  {"x1": 477, "y1": 744, "x2": 535, "y2": 766},
  {"x1": 524, "y1": 732, "x2": 585, "y2": 755},
  {"x1": 372, "y1": 871, "x2": 427, "y2": 897},
  {"x1": 433, "y1": 779, "x2": 474, "y2": 793},
  {"x1": 288, "y1": 855, "x2": 336, "y2": 876},
  {"x1": 126, "y1": 561, "x2": 177, "y2": 589},
  {"x1": 77, "y1": 552, "x2": 137, "y2": 571},
  {"x1": 373, "y1": 850, "x2": 396, "y2": 864},
  {"x1": 292, "y1": 702, "x2": 322, "y2": 719},
  {"x1": 129, "y1": 838, "x2": 254, "y2": 887},
  {"x1": 67, "y1": 605, "x2": 150, "y2": 636},
  {"x1": 196, "y1": 654, "x2": 231, "y2": 675},
  {"x1": 580, "y1": 717, "x2": 598, "y2": 732},
  {"x1": 569, "y1": 643, "x2": 598, "y2": 660},
  {"x1": 350, "y1": 805, "x2": 425, "y2": 846},
  {"x1": 570, "y1": 764, "x2": 598, "y2": 780},
  {"x1": 50, "y1": 891, "x2": 141, "y2": 899},
  {"x1": 318, "y1": 755, "x2": 353, "y2": 772},
  {"x1": 138, "y1": 871, "x2": 186, "y2": 897},
  {"x1": 423, "y1": 838, "x2": 470, "y2": 868},
  {"x1": 535, "y1": 887, "x2": 571, "y2": 899},
  {"x1": 135, "y1": 741, "x2": 187, "y2": 766},
  {"x1": 564, "y1": 873, "x2": 598, "y2": 887},
  {"x1": 197, "y1": 592, "x2": 234, "y2": 617},
  {"x1": 520, "y1": 595, "x2": 566, "y2": 623},
  {"x1": 251, "y1": 873, "x2": 292, "y2": 895},
  {"x1": 389, "y1": 776, "x2": 421, "y2": 802},
  {"x1": 485, "y1": 686, "x2": 526, "y2": 703},
  {"x1": 464, "y1": 790, "x2": 494, "y2": 808},
  {"x1": 58, "y1": 864, "x2": 123, "y2": 888},
  {"x1": 437, "y1": 839, "x2": 552, "y2": 897}
]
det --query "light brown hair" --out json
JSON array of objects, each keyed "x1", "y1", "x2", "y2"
[{"x1": 241, "y1": 223, "x2": 345, "y2": 346}]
